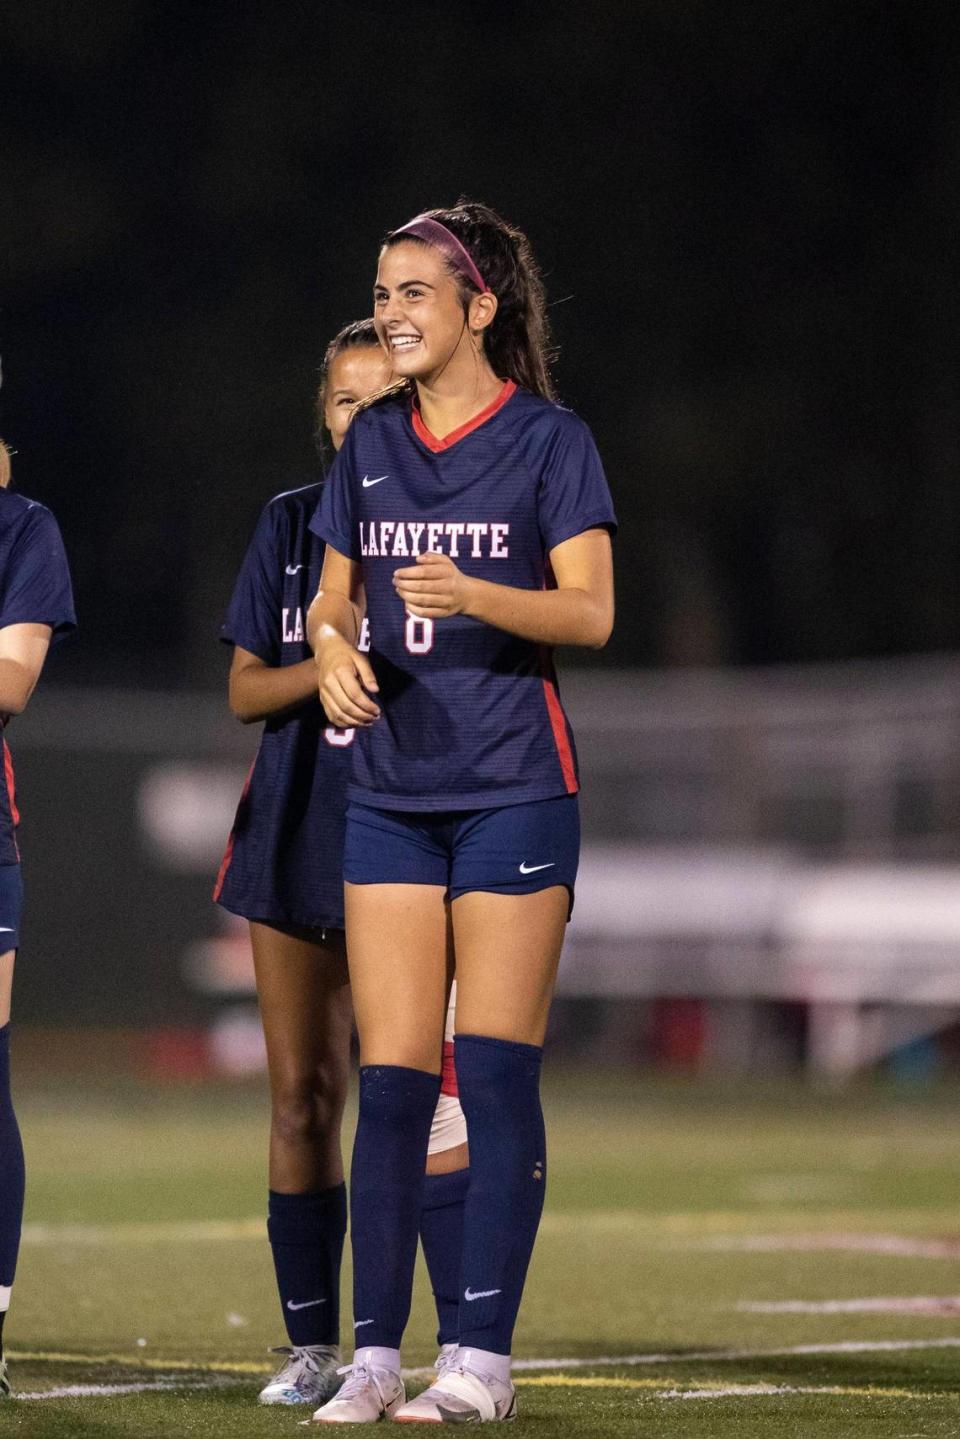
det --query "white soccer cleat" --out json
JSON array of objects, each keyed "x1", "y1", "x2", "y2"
[
  {"x1": 0, "y1": 1356, "x2": 9, "y2": 1399},
  {"x1": 392, "y1": 1361, "x2": 517, "y2": 1423},
  {"x1": 310, "y1": 1360, "x2": 405, "y2": 1423},
  {"x1": 259, "y1": 1344, "x2": 342, "y2": 1406}
]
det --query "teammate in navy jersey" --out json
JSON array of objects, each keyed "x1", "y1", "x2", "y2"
[
  {"x1": 308, "y1": 203, "x2": 616, "y2": 1424},
  {"x1": 215, "y1": 321, "x2": 470, "y2": 1408},
  {"x1": 0, "y1": 440, "x2": 76, "y2": 1400}
]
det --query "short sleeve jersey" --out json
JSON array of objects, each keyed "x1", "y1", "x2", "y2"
[
  {"x1": 311, "y1": 381, "x2": 616, "y2": 812},
  {"x1": 0, "y1": 489, "x2": 77, "y2": 864},
  {"x1": 220, "y1": 482, "x2": 324, "y2": 666},
  {"x1": 215, "y1": 482, "x2": 357, "y2": 930}
]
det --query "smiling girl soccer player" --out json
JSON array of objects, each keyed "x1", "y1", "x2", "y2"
[
  {"x1": 307, "y1": 204, "x2": 616, "y2": 1424},
  {"x1": 0, "y1": 440, "x2": 75, "y2": 1400},
  {"x1": 215, "y1": 320, "x2": 469, "y2": 1408}
]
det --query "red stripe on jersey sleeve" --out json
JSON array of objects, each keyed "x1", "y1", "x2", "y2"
[
  {"x1": 539, "y1": 649, "x2": 578, "y2": 795},
  {"x1": 441, "y1": 1039, "x2": 459, "y2": 1097},
  {"x1": 212, "y1": 762, "x2": 254, "y2": 902}
]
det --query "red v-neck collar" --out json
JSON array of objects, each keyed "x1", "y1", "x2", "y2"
[{"x1": 411, "y1": 379, "x2": 517, "y2": 453}]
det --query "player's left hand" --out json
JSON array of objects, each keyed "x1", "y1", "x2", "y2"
[{"x1": 392, "y1": 551, "x2": 475, "y2": 619}]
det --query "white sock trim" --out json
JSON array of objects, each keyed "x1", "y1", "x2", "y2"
[
  {"x1": 354, "y1": 1345, "x2": 400, "y2": 1373},
  {"x1": 457, "y1": 1346, "x2": 512, "y2": 1384},
  {"x1": 0, "y1": 1284, "x2": 10, "y2": 1311}
]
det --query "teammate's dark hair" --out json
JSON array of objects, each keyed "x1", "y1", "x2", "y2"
[
  {"x1": 383, "y1": 201, "x2": 556, "y2": 402},
  {"x1": 0, "y1": 442, "x2": 10, "y2": 490},
  {"x1": 314, "y1": 319, "x2": 384, "y2": 457}
]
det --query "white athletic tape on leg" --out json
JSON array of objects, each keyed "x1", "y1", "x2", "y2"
[
  {"x1": 427, "y1": 1091, "x2": 468, "y2": 1154},
  {"x1": 426, "y1": 980, "x2": 467, "y2": 1154}
]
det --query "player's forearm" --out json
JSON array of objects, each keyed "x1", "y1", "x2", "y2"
[
  {"x1": 306, "y1": 590, "x2": 360, "y2": 655},
  {"x1": 0, "y1": 658, "x2": 40, "y2": 717},
  {"x1": 463, "y1": 578, "x2": 614, "y2": 649},
  {"x1": 229, "y1": 659, "x2": 319, "y2": 724}
]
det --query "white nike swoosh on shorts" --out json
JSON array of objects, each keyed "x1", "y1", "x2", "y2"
[{"x1": 518, "y1": 862, "x2": 555, "y2": 875}]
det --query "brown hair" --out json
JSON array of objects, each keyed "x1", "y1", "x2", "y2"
[
  {"x1": 0, "y1": 442, "x2": 10, "y2": 490},
  {"x1": 383, "y1": 200, "x2": 556, "y2": 401}
]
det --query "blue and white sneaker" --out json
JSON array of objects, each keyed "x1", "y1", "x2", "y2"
[
  {"x1": 393, "y1": 1356, "x2": 516, "y2": 1423},
  {"x1": 258, "y1": 1345, "x2": 341, "y2": 1406}
]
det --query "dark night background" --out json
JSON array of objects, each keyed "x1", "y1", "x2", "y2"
[{"x1": 2, "y1": 1, "x2": 957, "y2": 686}]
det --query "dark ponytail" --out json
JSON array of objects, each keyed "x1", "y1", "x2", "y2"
[{"x1": 384, "y1": 201, "x2": 556, "y2": 402}]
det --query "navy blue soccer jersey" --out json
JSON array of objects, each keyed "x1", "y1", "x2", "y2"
[
  {"x1": 311, "y1": 382, "x2": 616, "y2": 812},
  {"x1": 0, "y1": 489, "x2": 76, "y2": 864},
  {"x1": 215, "y1": 482, "x2": 361, "y2": 931}
]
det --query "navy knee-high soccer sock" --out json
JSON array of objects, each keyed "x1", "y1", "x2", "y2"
[
  {"x1": 0, "y1": 1024, "x2": 25, "y2": 1354},
  {"x1": 350, "y1": 1065, "x2": 441, "y2": 1352},
  {"x1": 455, "y1": 1034, "x2": 546, "y2": 1358},
  {"x1": 420, "y1": 1167, "x2": 470, "y2": 1346},
  {"x1": 267, "y1": 1184, "x2": 347, "y2": 1347}
]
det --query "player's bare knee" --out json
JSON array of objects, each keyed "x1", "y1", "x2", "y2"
[
  {"x1": 270, "y1": 1071, "x2": 340, "y2": 1148},
  {"x1": 311, "y1": 1051, "x2": 350, "y2": 1123}
]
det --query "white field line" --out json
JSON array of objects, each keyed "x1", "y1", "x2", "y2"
[
  {"x1": 17, "y1": 1376, "x2": 942, "y2": 1404},
  {"x1": 17, "y1": 1213, "x2": 651, "y2": 1246},
  {"x1": 663, "y1": 1382, "x2": 938, "y2": 1402},
  {"x1": 20, "y1": 1218, "x2": 266, "y2": 1246},
  {"x1": 14, "y1": 1334, "x2": 960, "y2": 1380},
  {"x1": 19, "y1": 1214, "x2": 648, "y2": 1246},
  {"x1": 17, "y1": 1375, "x2": 244, "y2": 1401},
  {"x1": 10, "y1": 1348, "x2": 270, "y2": 1374},
  {"x1": 739, "y1": 1296, "x2": 960, "y2": 1315},
  {"x1": 23, "y1": 1213, "x2": 960, "y2": 1250},
  {"x1": 685, "y1": 1232, "x2": 960, "y2": 1258},
  {"x1": 508, "y1": 1336, "x2": 960, "y2": 1371},
  {"x1": 13, "y1": 1339, "x2": 960, "y2": 1400},
  {"x1": 669, "y1": 1383, "x2": 803, "y2": 1399}
]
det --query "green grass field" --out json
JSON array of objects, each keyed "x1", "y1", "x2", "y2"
[{"x1": 4, "y1": 1066, "x2": 960, "y2": 1436}]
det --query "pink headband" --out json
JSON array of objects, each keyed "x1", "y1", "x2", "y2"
[{"x1": 390, "y1": 214, "x2": 490, "y2": 294}]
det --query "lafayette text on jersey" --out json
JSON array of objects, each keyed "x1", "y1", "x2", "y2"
[
  {"x1": 312, "y1": 382, "x2": 617, "y2": 812},
  {"x1": 0, "y1": 490, "x2": 76, "y2": 864},
  {"x1": 214, "y1": 482, "x2": 367, "y2": 931}
]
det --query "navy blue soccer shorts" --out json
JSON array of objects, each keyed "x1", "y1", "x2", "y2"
[
  {"x1": 0, "y1": 864, "x2": 23, "y2": 953},
  {"x1": 343, "y1": 794, "x2": 580, "y2": 915}
]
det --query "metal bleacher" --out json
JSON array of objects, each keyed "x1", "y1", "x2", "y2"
[{"x1": 561, "y1": 657, "x2": 960, "y2": 1074}]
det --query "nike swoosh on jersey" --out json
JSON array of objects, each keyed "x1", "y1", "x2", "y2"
[
  {"x1": 362, "y1": 475, "x2": 388, "y2": 487},
  {"x1": 464, "y1": 1286, "x2": 502, "y2": 1302},
  {"x1": 286, "y1": 1297, "x2": 328, "y2": 1311},
  {"x1": 518, "y1": 861, "x2": 555, "y2": 874},
  {"x1": 285, "y1": 563, "x2": 304, "y2": 575}
]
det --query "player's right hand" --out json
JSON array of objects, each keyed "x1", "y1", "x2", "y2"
[{"x1": 316, "y1": 637, "x2": 380, "y2": 726}]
